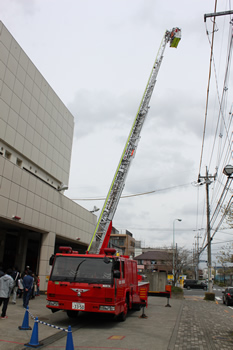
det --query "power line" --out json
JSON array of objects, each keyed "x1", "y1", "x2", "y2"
[
  {"x1": 198, "y1": 0, "x2": 218, "y2": 177},
  {"x1": 71, "y1": 183, "x2": 191, "y2": 201},
  {"x1": 207, "y1": 16, "x2": 233, "y2": 171}
]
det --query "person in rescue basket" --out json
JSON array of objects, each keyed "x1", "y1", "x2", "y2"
[
  {"x1": 0, "y1": 268, "x2": 14, "y2": 319},
  {"x1": 23, "y1": 270, "x2": 33, "y2": 308}
]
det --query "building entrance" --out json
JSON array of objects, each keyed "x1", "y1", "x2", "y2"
[{"x1": 0, "y1": 219, "x2": 43, "y2": 274}]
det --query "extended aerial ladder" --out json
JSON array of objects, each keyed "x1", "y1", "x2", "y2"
[{"x1": 88, "y1": 28, "x2": 181, "y2": 254}]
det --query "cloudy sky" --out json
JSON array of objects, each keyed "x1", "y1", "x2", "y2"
[{"x1": 1, "y1": 0, "x2": 233, "y2": 262}]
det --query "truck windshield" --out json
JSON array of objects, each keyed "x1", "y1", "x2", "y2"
[{"x1": 50, "y1": 256, "x2": 113, "y2": 284}]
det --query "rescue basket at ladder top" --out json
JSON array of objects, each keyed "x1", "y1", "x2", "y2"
[{"x1": 170, "y1": 28, "x2": 181, "y2": 48}]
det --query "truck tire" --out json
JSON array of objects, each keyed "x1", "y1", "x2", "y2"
[
  {"x1": 116, "y1": 298, "x2": 128, "y2": 322},
  {"x1": 67, "y1": 310, "x2": 79, "y2": 318}
]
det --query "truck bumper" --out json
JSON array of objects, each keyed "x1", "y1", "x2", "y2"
[{"x1": 46, "y1": 299, "x2": 123, "y2": 315}]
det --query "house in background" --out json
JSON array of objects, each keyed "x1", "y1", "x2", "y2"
[{"x1": 134, "y1": 250, "x2": 173, "y2": 274}]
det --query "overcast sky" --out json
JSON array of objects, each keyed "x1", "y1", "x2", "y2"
[{"x1": 1, "y1": 0, "x2": 233, "y2": 262}]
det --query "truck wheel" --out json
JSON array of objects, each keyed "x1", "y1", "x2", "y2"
[
  {"x1": 117, "y1": 299, "x2": 128, "y2": 322},
  {"x1": 67, "y1": 310, "x2": 79, "y2": 318}
]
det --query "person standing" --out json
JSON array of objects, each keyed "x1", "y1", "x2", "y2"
[
  {"x1": 11, "y1": 267, "x2": 20, "y2": 304},
  {"x1": 0, "y1": 269, "x2": 14, "y2": 319},
  {"x1": 36, "y1": 274, "x2": 40, "y2": 296},
  {"x1": 23, "y1": 270, "x2": 33, "y2": 308},
  {"x1": 0, "y1": 267, "x2": 4, "y2": 277},
  {"x1": 31, "y1": 273, "x2": 36, "y2": 299},
  {"x1": 17, "y1": 277, "x2": 24, "y2": 298}
]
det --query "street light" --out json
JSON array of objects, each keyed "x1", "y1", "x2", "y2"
[
  {"x1": 90, "y1": 206, "x2": 100, "y2": 213},
  {"x1": 173, "y1": 218, "x2": 182, "y2": 286},
  {"x1": 57, "y1": 183, "x2": 68, "y2": 191},
  {"x1": 223, "y1": 165, "x2": 233, "y2": 177}
]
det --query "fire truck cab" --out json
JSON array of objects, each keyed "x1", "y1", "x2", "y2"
[{"x1": 47, "y1": 247, "x2": 149, "y2": 321}]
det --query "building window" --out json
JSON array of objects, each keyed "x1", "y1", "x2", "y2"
[
  {"x1": 5, "y1": 150, "x2": 11, "y2": 159},
  {"x1": 110, "y1": 239, "x2": 120, "y2": 246},
  {"x1": 118, "y1": 239, "x2": 125, "y2": 246},
  {"x1": 16, "y1": 158, "x2": 22, "y2": 167}
]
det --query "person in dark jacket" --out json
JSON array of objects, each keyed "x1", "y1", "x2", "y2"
[
  {"x1": 0, "y1": 267, "x2": 4, "y2": 278},
  {"x1": 23, "y1": 270, "x2": 33, "y2": 308},
  {"x1": 0, "y1": 269, "x2": 14, "y2": 319}
]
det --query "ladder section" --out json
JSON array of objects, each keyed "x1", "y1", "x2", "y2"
[{"x1": 88, "y1": 28, "x2": 181, "y2": 254}]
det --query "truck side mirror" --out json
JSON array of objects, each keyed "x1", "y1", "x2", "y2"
[
  {"x1": 49, "y1": 254, "x2": 55, "y2": 266},
  {"x1": 113, "y1": 270, "x2": 120, "y2": 279}
]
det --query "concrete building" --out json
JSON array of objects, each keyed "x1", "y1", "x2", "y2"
[
  {"x1": 0, "y1": 21, "x2": 96, "y2": 291},
  {"x1": 109, "y1": 229, "x2": 135, "y2": 258}
]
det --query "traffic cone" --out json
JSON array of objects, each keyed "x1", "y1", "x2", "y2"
[
  {"x1": 24, "y1": 317, "x2": 42, "y2": 348},
  {"x1": 18, "y1": 306, "x2": 32, "y2": 330},
  {"x1": 65, "y1": 325, "x2": 74, "y2": 350}
]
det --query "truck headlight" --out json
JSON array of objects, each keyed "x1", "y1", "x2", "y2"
[
  {"x1": 47, "y1": 301, "x2": 59, "y2": 307},
  {"x1": 99, "y1": 305, "x2": 115, "y2": 311}
]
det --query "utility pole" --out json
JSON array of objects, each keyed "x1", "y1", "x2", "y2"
[
  {"x1": 198, "y1": 167, "x2": 216, "y2": 293},
  {"x1": 175, "y1": 243, "x2": 178, "y2": 284},
  {"x1": 204, "y1": 9, "x2": 233, "y2": 22},
  {"x1": 195, "y1": 233, "x2": 202, "y2": 280},
  {"x1": 173, "y1": 218, "x2": 182, "y2": 286},
  {"x1": 192, "y1": 241, "x2": 197, "y2": 279}
]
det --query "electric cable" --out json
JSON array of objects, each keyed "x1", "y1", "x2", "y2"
[
  {"x1": 198, "y1": 16, "x2": 233, "y2": 255},
  {"x1": 200, "y1": 195, "x2": 233, "y2": 254},
  {"x1": 71, "y1": 182, "x2": 191, "y2": 201},
  {"x1": 208, "y1": 21, "x2": 233, "y2": 170},
  {"x1": 198, "y1": 0, "x2": 218, "y2": 178}
]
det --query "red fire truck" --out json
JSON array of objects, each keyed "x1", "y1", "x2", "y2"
[
  {"x1": 46, "y1": 28, "x2": 180, "y2": 320},
  {"x1": 47, "y1": 242, "x2": 149, "y2": 321}
]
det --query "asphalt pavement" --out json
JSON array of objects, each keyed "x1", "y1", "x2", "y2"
[{"x1": 1, "y1": 292, "x2": 233, "y2": 350}]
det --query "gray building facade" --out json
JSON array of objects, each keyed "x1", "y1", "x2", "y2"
[{"x1": 0, "y1": 21, "x2": 96, "y2": 291}]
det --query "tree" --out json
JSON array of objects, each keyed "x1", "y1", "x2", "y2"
[
  {"x1": 216, "y1": 243, "x2": 233, "y2": 284},
  {"x1": 174, "y1": 246, "x2": 191, "y2": 285},
  {"x1": 222, "y1": 204, "x2": 233, "y2": 229}
]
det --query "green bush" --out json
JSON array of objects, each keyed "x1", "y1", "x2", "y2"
[
  {"x1": 204, "y1": 292, "x2": 215, "y2": 301},
  {"x1": 171, "y1": 286, "x2": 183, "y2": 294},
  {"x1": 217, "y1": 282, "x2": 227, "y2": 287}
]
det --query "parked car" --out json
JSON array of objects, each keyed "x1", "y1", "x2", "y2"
[
  {"x1": 222, "y1": 287, "x2": 233, "y2": 306},
  {"x1": 183, "y1": 279, "x2": 207, "y2": 290}
]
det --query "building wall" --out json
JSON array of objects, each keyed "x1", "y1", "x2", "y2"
[
  {"x1": 0, "y1": 21, "x2": 96, "y2": 291},
  {"x1": 0, "y1": 21, "x2": 73, "y2": 189},
  {"x1": 109, "y1": 233, "x2": 135, "y2": 258},
  {"x1": 0, "y1": 154, "x2": 96, "y2": 290}
]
